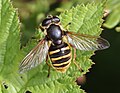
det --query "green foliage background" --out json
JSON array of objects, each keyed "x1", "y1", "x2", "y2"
[{"x1": 0, "y1": 0, "x2": 120, "y2": 93}]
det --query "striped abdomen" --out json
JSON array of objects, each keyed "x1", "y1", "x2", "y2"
[{"x1": 49, "y1": 42, "x2": 72, "y2": 73}]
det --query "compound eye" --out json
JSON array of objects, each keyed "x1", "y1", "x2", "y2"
[
  {"x1": 52, "y1": 16, "x2": 60, "y2": 23},
  {"x1": 42, "y1": 18, "x2": 52, "y2": 26}
]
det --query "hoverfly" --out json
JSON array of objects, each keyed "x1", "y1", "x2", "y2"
[{"x1": 19, "y1": 15, "x2": 110, "y2": 76}]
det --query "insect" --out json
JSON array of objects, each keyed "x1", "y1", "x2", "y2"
[{"x1": 19, "y1": 15, "x2": 110, "y2": 76}]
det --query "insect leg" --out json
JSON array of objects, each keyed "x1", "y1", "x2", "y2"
[
  {"x1": 73, "y1": 48, "x2": 82, "y2": 72},
  {"x1": 46, "y1": 55, "x2": 52, "y2": 77},
  {"x1": 64, "y1": 22, "x2": 71, "y2": 30},
  {"x1": 38, "y1": 25, "x2": 44, "y2": 32},
  {"x1": 31, "y1": 29, "x2": 42, "y2": 42},
  {"x1": 47, "y1": 65, "x2": 51, "y2": 78}
]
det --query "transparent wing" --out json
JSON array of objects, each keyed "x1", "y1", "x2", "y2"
[
  {"x1": 66, "y1": 32, "x2": 110, "y2": 51},
  {"x1": 19, "y1": 39, "x2": 49, "y2": 73}
]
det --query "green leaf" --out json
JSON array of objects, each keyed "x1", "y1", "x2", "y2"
[
  {"x1": 0, "y1": 0, "x2": 20, "y2": 77},
  {"x1": 60, "y1": 3, "x2": 104, "y2": 36},
  {"x1": 103, "y1": 0, "x2": 120, "y2": 29},
  {"x1": 115, "y1": 25, "x2": 120, "y2": 32},
  {"x1": 0, "y1": 1, "x2": 104, "y2": 93},
  {"x1": 0, "y1": 0, "x2": 22, "y2": 92}
]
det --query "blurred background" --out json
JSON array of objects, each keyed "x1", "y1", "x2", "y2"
[{"x1": 12, "y1": 0, "x2": 120, "y2": 93}]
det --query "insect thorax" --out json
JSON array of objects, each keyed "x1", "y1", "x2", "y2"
[{"x1": 46, "y1": 24, "x2": 63, "y2": 45}]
